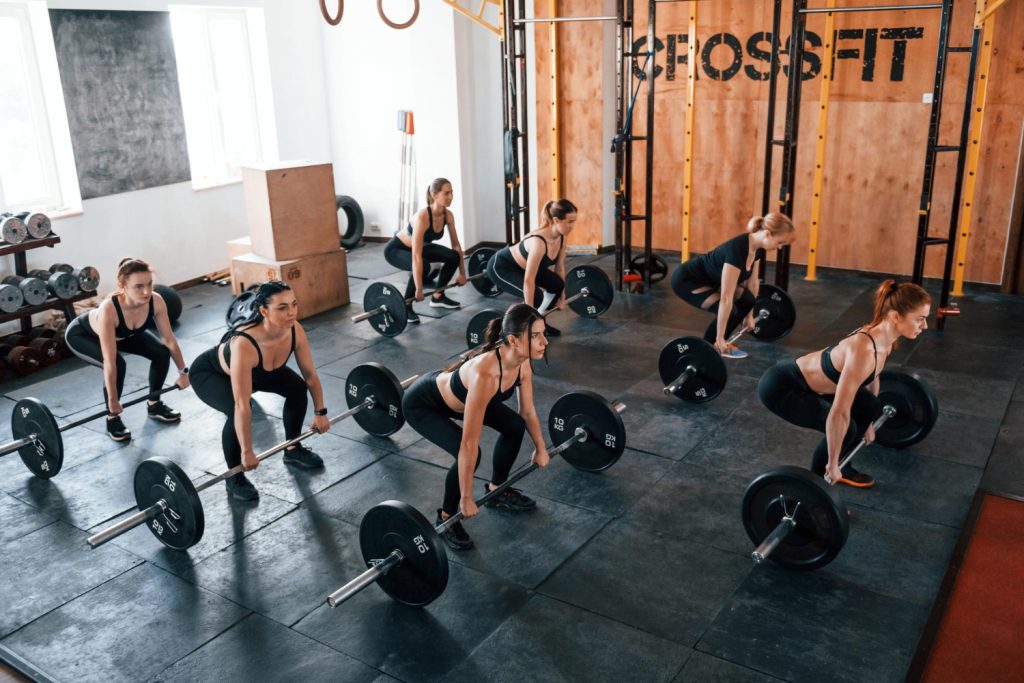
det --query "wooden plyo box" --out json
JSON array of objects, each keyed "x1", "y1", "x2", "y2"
[
  {"x1": 230, "y1": 249, "x2": 349, "y2": 320},
  {"x1": 242, "y1": 160, "x2": 340, "y2": 261},
  {"x1": 225, "y1": 236, "x2": 252, "y2": 294}
]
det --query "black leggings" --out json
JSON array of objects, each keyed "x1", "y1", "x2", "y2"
[
  {"x1": 670, "y1": 267, "x2": 756, "y2": 344},
  {"x1": 383, "y1": 237, "x2": 460, "y2": 300},
  {"x1": 758, "y1": 359, "x2": 881, "y2": 475},
  {"x1": 64, "y1": 314, "x2": 171, "y2": 407},
  {"x1": 190, "y1": 348, "x2": 308, "y2": 469},
  {"x1": 486, "y1": 248, "x2": 564, "y2": 308},
  {"x1": 402, "y1": 371, "x2": 526, "y2": 516}
]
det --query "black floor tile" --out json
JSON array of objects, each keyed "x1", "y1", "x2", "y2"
[
  {"x1": 0, "y1": 521, "x2": 142, "y2": 637},
  {"x1": 294, "y1": 561, "x2": 530, "y2": 682},
  {"x1": 899, "y1": 409, "x2": 1000, "y2": 468},
  {"x1": 698, "y1": 568, "x2": 929, "y2": 683},
  {"x1": 997, "y1": 400, "x2": 1024, "y2": 446},
  {"x1": 445, "y1": 594, "x2": 690, "y2": 683},
  {"x1": 150, "y1": 613, "x2": 380, "y2": 682},
  {"x1": 980, "y1": 440, "x2": 1024, "y2": 496},
  {"x1": 0, "y1": 491, "x2": 54, "y2": 544},
  {"x1": 904, "y1": 335, "x2": 1024, "y2": 380},
  {"x1": 893, "y1": 366, "x2": 1014, "y2": 421},
  {"x1": 539, "y1": 519, "x2": 752, "y2": 647},
  {"x1": 612, "y1": 384, "x2": 739, "y2": 460},
  {"x1": 672, "y1": 651, "x2": 785, "y2": 682},
  {"x1": 1, "y1": 563, "x2": 247, "y2": 683}
]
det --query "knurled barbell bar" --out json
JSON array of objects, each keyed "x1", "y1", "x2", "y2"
[
  {"x1": 86, "y1": 363, "x2": 420, "y2": 551},
  {"x1": 0, "y1": 384, "x2": 183, "y2": 479},
  {"x1": 742, "y1": 371, "x2": 938, "y2": 570},
  {"x1": 326, "y1": 390, "x2": 627, "y2": 608}
]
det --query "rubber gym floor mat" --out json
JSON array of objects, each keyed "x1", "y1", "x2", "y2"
[{"x1": 908, "y1": 491, "x2": 1024, "y2": 682}]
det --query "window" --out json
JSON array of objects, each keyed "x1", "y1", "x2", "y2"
[
  {"x1": 0, "y1": 1, "x2": 80, "y2": 213},
  {"x1": 169, "y1": 6, "x2": 278, "y2": 189}
]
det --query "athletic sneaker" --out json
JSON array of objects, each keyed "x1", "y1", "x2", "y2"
[
  {"x1": 429, "y1": 293, "x2": 461, "y2": 309},
  {"x1": 406, "y1": 305, "x2": 420, "y2": 324},
  {"x1": 106, "y1": 415, "x2": 131, "y2": 442},
  {"x1": 435, "y1": 509, "x2": 474, "y2": 551},
  {"x1": 225, "y1": 473, "x2": 259, "y2": 502},
  {"x1": 283, "y1": 443, "x2": 324, "y2": 469},
  {"x1": 837, "y1": 465, "x2": 875, "y2": 488},
  {"x1": 483, "y1": 484, "x2": 537, "y2": 512},
  {"x1": 720, "y1": 344, "x2": 748, "y2": 359},
  {"x1": 544, "y1": 323, "x2": 561, "y2": 338},
  {"x1": 147, "y1": 400, "x2": 181, "y2": 423}
]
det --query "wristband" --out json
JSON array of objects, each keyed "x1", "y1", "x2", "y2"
[{"x1": 314, "y1": 408, "x2": 328, "y2": 416}]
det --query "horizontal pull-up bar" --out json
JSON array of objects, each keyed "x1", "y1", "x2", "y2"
[
  {"x1": 801, "y1": 3, "x2": 941, "y2": 13},
  {"x1": 514, "y1": 15, "x2": 617, "y2": 24}
]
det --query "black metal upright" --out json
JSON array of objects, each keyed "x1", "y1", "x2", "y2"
[
  {"x1": 500, "y1": 0, "x2": 530, "y2": 244},
  {"x1": 758, "y1": 0, "x2": 784, "y2": 282},
  {"x1": 641, "y1": 0, "x2": 656, "y2": 291}
]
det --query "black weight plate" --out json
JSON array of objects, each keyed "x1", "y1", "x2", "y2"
[
  {"x1": 750, "y1": 284, "x2": 796, "y2": 341},
  {"x1": 465, "y1": 308, "x2": 502, "y2": 350},
  {"x1": 742, "y1": 466, "x2": 848, "y2": 571},
  {"x1": 362, "y1": 282, "x2": 407, "y2": 337},
  {"x1": 134, "y1": 457, "x2": 204, "y2": 551},
  {"x1": 565, "y1": 265, "x2": 613, "y2": 318},
  {"x1": 0, "y1": 284, "x2": 23, "y2": 313},
  {"x1": 548, "y1": 390, "x2": 626, "y2": 472},
  {"x1": 874, "y1": 371, "x2": 939, "y2": 448},
  {"x1": 346, "y1": 362, "x2": 406, "y2": 437},
  {"x1": 657, "y1": 336, "x2": 727, "y2": 403},
  {"x1": 226, "y1": 291, "x2": 258, "y2": 328},
  {"x1": 467, "y1": 248, "x2": 501, "y2": 297},
  {"x1": 19, "y1": 278, "x2": 47, "y2": 306},
  {"x1": 628, "y1": 254, "x2": 669, "y2": 284},
  {"x1": 360, "y1": 500, "x2": 449, "y2": 606},
  {"x1": 11, "y1": 398, "x2": 63, "y2": 478}
]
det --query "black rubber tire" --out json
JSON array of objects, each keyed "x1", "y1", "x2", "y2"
[
  {"x1": 154, "y1": 284, "x2": 182, "y2": 324},
  {"x1": 337, "y1": 195, "x2": 364, "y2": 250}
]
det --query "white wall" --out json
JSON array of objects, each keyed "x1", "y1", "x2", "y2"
[{"x1": 17, "y1": 0, "x2": 332, "y2": 293}]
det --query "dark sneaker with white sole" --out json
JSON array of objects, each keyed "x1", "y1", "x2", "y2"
[
  {"x1": 429, "y1": 293, "x2": 461, "y2": 309},
  {"x1": 283, "y1": 443, "x2": 324, "y2": 469},
  {"x1": 106, "y1": 415, "x2": 131, "y2": 442},
  {"x1": 225, "y1": 473, "x2": 259, "y2": 501},
  {"x1": 147, "y1": 400, "x2": 181, "y2": 423},
  {"x1": 483, "y1": 484, "x2": 537, "y2": 511},
  {"x1": 406, "y1": 305, "x2": 420, "y2": 324},
  {"x1": 435, "y1": 509, "x2": 474, "y2": 551}
]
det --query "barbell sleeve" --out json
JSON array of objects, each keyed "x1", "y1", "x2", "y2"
[
  {"x1": 0, "y1": 435, "x2": 36, "y2": 458},
  {"x1": 726, "y1": 308, "x2": 770, "y2": 346},
  {"x1": 663, "y1": 365, "x2": 698, "y2": 396},
  {"x1": 87, "y1": 500, "x2": 167, "y2": 548},
  {"x1": 751, "y1": 499, "x2": 801, "y2": 563},
  {"x1": 351, "y1": 304, "x2": 389, "y2": 323},
  {"x1": 835, "y1": 405, "x2": 897, "y2": 473},
  {"x1": 326, "y1": 550, "x2": 404, "y2": 608}
]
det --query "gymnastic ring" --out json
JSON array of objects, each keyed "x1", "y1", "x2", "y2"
[
  {"x1": 319, "y1": 0, "x2": 343, "y2": 26},
  {"x1": 377, "y1": 0, "x2": 419, "y2": 29}
]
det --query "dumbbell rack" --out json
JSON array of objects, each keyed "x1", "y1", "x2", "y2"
[{"x1": 0, "y1": 233, "x2": 92, "y2": 333}]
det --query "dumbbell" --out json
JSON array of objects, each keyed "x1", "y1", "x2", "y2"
[
  {"x1": 1, "y1": 275, "x2": 48, "y2": 306},
  {"x1": 17, "y1": 211, "x2": 51, "y2": 239},
  {"x1": 0, "y1": 343, "x2": 42, "y2": 375},
  {"x1": 87, "y1": 363, "x2": 420, "y2": 550},
  {"x1": 0, "y1": 214, "x2": 28, "y2": 244},
  {"x1": 742, "y1": 371, "x2": 939, "y2": 571},
  {"x1": 28, "y1": 269, "x2": 79, "y2": 300},
  {"x1": 327, "y1": 390, "x2": 628, "y2": 608},
  {"x1": 0, "y1": 283, "x2": 25, "y2": 313},
  {"x1": 50, "y1": 263, "x2": 100, "y2": 293},
  {"x1": 3, "y1": 335, "x2": 61, "y2": 366},
  {"x1": 28, "y1": 326, "x2": 56, "y2": 340}
]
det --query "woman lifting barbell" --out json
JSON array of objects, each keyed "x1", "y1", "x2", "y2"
[
  {"x1": 486, "y1": 199, "x2": 576, "y2": 337},
  {"x1": 401, "y1": 303, "x2": 551, "y2": 551},
  {"x1": 65, "y1": 258, "x2": 189, "y2": 443},
  {"x1": 757, "y1": 280, "x2": 931, "y2": 488},
  {"x1": 670, "y1": 213, "x2": 796, "y2": 359},
  {"x1": 383, "y1": 177, "x2": 467, "y2": 324},
  {"x1": 189, "y1": 281, "x2": 330, "y2": 501}
]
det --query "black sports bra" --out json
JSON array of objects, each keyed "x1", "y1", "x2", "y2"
[
  {"x1": 111, "y1": 296, "x2": 155, "y2": 341},
  {"x1": 517, "y1": 234, "x2": 563, "y2": 269},
  {"x1": 403, "y1": 210, "x2": 446, "y2": 243},
  {"x1": 449, "y1": 350, "x2": 521, "y2": 404},
  {"x1": 221, "y1": 327, "x2": 296, "y2": 382},
  {"x1": 821, "y1": 329, "x2": 878, "y2": 388}
]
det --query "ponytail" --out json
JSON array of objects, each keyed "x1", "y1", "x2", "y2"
[
  {"x1": 746, "y1": 212, "x2": 794, "y2": 236},
  {"x1": 445, "y1": 303, "x2": 544, "y2": 371},
  {"x1": 425, "y1": 177, "x2": 451, "y2": 209},
  {"x1": 866, "y1": 279, "x2": 931, "y2": 347},
  {"x1": 537, "y1": 198, "x2": 578, "y2": 232}
]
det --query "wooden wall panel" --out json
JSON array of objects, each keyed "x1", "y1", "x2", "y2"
[{"x1": 532, "y1": 0, "x2": 1024, "y2": 283}]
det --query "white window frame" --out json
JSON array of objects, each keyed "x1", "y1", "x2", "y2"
[
  {"x1": 0, "y1": 0, "x2": 81, "y2": 216},
  {"x1": 169, "y1": 5, "x2": 278, "y2": 190}
]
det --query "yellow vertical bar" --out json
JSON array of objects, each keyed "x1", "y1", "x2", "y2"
[
  {"x1": 953, "y1": 3, "x2": 995, "y2": 295},
  {"x1": 680, "y1": 1, "x2": 697, "y2": 261},
  {"x1": 550, "y1": 0, "x2": 561, "y2": 198},
  {"x1": 806, "y1": 0, "x2": 835, "y2": 281}
]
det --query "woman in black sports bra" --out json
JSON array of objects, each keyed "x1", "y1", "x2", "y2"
[
  {"x1": 383, "y1": 177, "x2": 467, "y2": 323},
  {"x1": 486, "y1": 199, "x2": 576, "y2": 337},
  {"x1": 65, "y1": 258, "x2": 189, "y2": 443},
  {"x1": 401, "y1": 303, "x2": 551, "y2": 551},
  {"x1": 189, "y1": 281, "x2": 330, "y2": 501},
  {"x1": 757, "y1": 280, "x2": 931, "y2": 487}
]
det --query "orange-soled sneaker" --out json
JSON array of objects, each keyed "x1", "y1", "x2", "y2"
[{"x1": 837, "y1": 466, "x2": 875, "y2": 488}]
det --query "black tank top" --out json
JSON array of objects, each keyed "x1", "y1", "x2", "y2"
[
  {"x1": 111, "y1": 296, "x2": 155, "y2": 340},
  {"x1": 403, "y1": 209, "x2": 446, "y2": 243},
  {"x1": 449, "y1": 350, "x2": 521, "y2": 404},
  {"x1": 221, "y1": 327, "x2": 297, "y2": 383},
  {"x1": 821, "y1": 329, "x2": 878, "y2": 388},
  {"x1": 517, "y1": 233, "x2": 563, "y2": 269}
]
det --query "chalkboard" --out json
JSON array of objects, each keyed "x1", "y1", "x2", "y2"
[{"x1": 49, "y1": 10, "x2": 191, "y2": 199}]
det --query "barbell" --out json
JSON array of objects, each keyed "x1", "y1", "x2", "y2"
[
  {"x1": 326, "y1": 390, "x2": 627, "y2": 608},
  {"x1": 702, "y1": 284, "x2": 797, "y2": 345},
  {"x1": 86, "y1": 363, "x2": 420, "y2": 551},
  {"x1": 742, "y1": 370, "x2": 939, "y2": 570}
]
